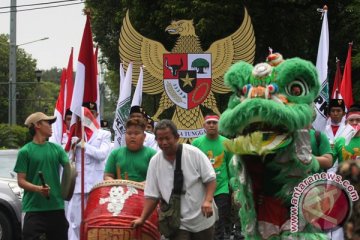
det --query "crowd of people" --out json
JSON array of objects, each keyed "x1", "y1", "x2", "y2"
[{"x1": 13, "y1": 98, "x2": 360, "y2": 240}]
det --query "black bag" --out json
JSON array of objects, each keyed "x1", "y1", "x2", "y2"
[{"x1": 158, "y1": 144, "x2": 183, "y2": 237}]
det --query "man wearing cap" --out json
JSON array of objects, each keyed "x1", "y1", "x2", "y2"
[
  {"x1": 14, "y1": 112, "x2": 70, "y2": 240},
  {"x1": 325, "y1": 99, "x2": 347, "y2": 175},
  {"x1": 145, "y1": 115, "x2": 155, "y2": 133},
  {"x1": 67, "y1": 102, "x2": 112, "y2": 240},
  {"x1": 129, "y1": 105, "x2": 159, "y2": 151},
  {"x1": 192, "y1": 113, "x2": 233, "y2": 240},
  {"x1": 325, "y1": 99, "x2": 346, "y2": 143}
]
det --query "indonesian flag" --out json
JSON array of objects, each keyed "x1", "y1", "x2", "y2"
[
  {"x1": 49, "y1": 48, "x2": 74, "y2": 145},
  {"x1": 65, "y1": 48, "x2": 74, "y2": 111},
  {"x1": 313, "y1": 6, "x2": 329, "y2": 132},
  {"x1": 340, "y1": 43, "x2": 354, "y2": 109},
  {"x1": 49, "y1": 69, "x2": 67, "y2": 145},
  {"x1": 65, "y1": 15, "x2": 98, "y2": 151},
  {"x1": 131, "y1": 66, "x2": 144, "y2": 107},
  {"x1": 82, "y1": 106, "x2": 100, "y2": 139},
  {"x1": 331, "y1": 58, "x2": 342, "y2": 99},
  {"x1": 113, "y1": 62, "x2": 133, "y2": 148}
]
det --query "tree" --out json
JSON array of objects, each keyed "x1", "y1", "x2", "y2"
[
  {"x1": 41, "y1": 67, "x2": 63, "y2": 84},
  {"x1": 85, "y1": 0, "x2": 360, "y2": 116},
  {"x1": 191, "y1": 58, "x2": 209, "y2": 74},
  {"x1": 0, "y1": 34, "x2": 36, "y2": 124},
  {"x1": 0, "y1": 34, "x2": 59, "y2": 125}
]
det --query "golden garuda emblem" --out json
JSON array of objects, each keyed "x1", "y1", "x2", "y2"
[{"x1": 119, "y1": 9, "x2": 255, "y2": 142}]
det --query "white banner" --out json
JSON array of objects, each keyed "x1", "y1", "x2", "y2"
[{"x1": 313, "y1": 8, "x2": 329, "y2": 132}]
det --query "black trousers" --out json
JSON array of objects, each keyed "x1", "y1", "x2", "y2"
[
  {"x1": 214, "y1": 193, "x2": 231, "y2": 240},
  {"x1": 170, "y1": 225, "x2": 214, "y2": 240},
  {"x1": 23, "y1": 210, "x2": 69, "y2": 240}
]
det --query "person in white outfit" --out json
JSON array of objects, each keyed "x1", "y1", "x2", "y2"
[
  {"x1": 325, "y1": 99, "x2": 346, "y2": 174},
  {"x1": 325, "y1": 99, "x2": 346, "y2": 240},
  {"x1": 67, "y1": 102, "x2": 111, "y2": 240},
  {"x1": 325, "y1": 99, "x2": 346, "y2": 143}
]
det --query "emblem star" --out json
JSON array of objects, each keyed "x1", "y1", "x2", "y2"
[{"x1": 180, "y1": 73, "x2": 195, "y2": 87}]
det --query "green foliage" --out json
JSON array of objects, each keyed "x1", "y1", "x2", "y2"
[
  {"x1": 0, "y1": 124, "x2": 30, "y2": 149},
  {"x1": 41, "y1": 67, "x2": 63, "y2": 84},
  {"x1": 86, "y1": 1, "x2": 359, "y2": 116},
  {"x1": 0, "y1": 34, "x2": 60, "y2": 124}
]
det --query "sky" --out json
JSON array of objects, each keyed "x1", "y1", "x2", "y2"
[{"x1": 0, "y1": 0, "x2": 86, "y2": 70}]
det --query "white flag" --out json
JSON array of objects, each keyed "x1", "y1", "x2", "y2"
[
  {"x1": 119, "y1": 63, "x2": 125, "y2": 93},
  {"x1": 113, "y1": 62, "x2": 133, "y2": 148},
  {"x1": 131, "y1": 66, "x2": 144, "y2": 107},
  {"x1": 313, "y1": 7, "x2": 329, "y2": 131}
]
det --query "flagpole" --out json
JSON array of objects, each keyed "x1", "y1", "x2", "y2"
[
  {"x1": 80, "y1": 113, "x2": 85, "y2": 240},
  {"x1": 335, "y1": 57, "x2": 340, "y2": 99}
]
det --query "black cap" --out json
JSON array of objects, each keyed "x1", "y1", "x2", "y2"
[
  {"x1": 65, "y1": 109, "x2": 72, "y2": 116},
  {"x1": 82, "y1": 102, "x2": 97, "y2": 112},
  {"x1": 130, "y1": 105, "x2": 144, "y2": 115},
  {"x1": 101, "y1": 120, "x2": 109, "y2": 128},
  {"x1": 146, "y1": 115, "x2": 154, "y2": 128},
  {"x1": 328, "y1": 99, "x2": 345, "y2": 111}
]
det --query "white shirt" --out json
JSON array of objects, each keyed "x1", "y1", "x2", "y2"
[
  {"x1": 73, "y1": 129, "x2": 111, "y2": 193},
  {"x1": 144, "y1": 131, "x2": 159, "y2": 151},
  {"x1": 145, "y1": 144, "x2": 216, "y2": 232}
]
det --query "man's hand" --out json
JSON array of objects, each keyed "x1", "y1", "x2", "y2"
[
  {"x1": 131, "y1": 218, "x2": 145, "y2": 228},
  {"x1": 38, "y1": 184, "x2": 50, "y2": 198},
  {"x1": 201, "y1": 199, "x2": 213, "y2": 218},
  {"x1": 71, "y1": 137, "x2": 82, "y2": 149},
  {"x1": 71, "y1": 136, "x2": 80, "y2": 145}
]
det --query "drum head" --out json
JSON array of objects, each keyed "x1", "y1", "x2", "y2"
[{"x1": 61, "y1": 162, "x2": 77, "y2": 201}]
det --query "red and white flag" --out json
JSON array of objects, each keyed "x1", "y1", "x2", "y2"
[
  {"x1": 331, "y1": 58, "x2": 342, "y2": 99},
  {"x1": 340, "y1": 42, "x2": 354, "y2": 109},
  {"x1": 82, "y1": 106, "x2": 100, "y2": 137},
  {"x1": 65, "y1": 15, "x2": 98, "y2": 151},
  {"x1": 49, "y1": 48, "x2": 74, "y2": 145},
  {"x1": 49, "y1": 69, "x2": 67, "y2": 145},
  {"x1": 65, "y1": 48, "x2": 74, "y2": 111}
]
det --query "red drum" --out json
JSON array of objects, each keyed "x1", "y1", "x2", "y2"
[{"x1": 83, "y1": 180, "x2": 160, "y2": 240}]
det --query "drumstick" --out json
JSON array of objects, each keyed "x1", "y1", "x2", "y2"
[
  {"x1": 38, "y1": 171, "x2": 50, "y2": 200},
  {"x1": 116, "y1": 165, "x2": 121, "y2": 180}
]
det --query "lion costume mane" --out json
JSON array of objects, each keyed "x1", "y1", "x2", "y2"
[{"x1": 219, "y1": 54, "x2": 328, "y2": 239}]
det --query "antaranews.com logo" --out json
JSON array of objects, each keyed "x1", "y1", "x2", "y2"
[{"x1": 290, "y1": 172, "x2": 359, "y2": 232}]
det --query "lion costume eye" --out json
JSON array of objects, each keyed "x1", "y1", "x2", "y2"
[{"x1": 286, "y1": 79, "x2": 309, "y2": 97}]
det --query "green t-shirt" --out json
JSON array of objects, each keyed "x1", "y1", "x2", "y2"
[
  {"x1": 310, "y1": 129, "x2": 333, "y2": 158},
  {"x1": 105, "y1": 146, "x2": 156, "y2": 182},
  {"x1": 334, "y1": 136, "x2": 360, "y2": 163},
  {"x1": 192, "y1": 135, "x2": 233, "y2": 195},
  {"x1": 14, "y1": 141, "x2": 69, "y2": 212},
  {"x1": 310, "y1": 129, "x2": 334, "y2": 173}
]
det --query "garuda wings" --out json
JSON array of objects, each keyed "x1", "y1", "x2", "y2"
[{"x1": 119, "y1": 8, "x2": 255, "y2": 141}]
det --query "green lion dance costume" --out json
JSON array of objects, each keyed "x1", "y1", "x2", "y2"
[{"x1": 219, "y1": 54, "x2": 328, "y2": 239}]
